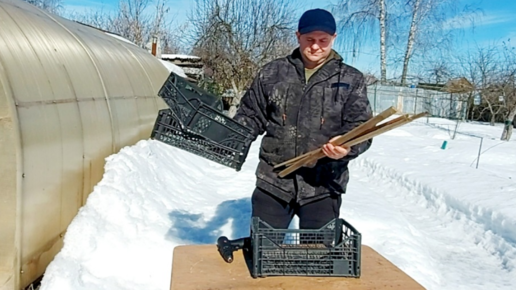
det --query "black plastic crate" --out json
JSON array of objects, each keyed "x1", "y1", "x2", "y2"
[
  {"x1": 158, "y1": 72, "x2": 224, "y2": 121},
  {"x1": 151, "y1": 109, "x2": 252, "y2": 171},
  {"x1": 151, "y1": 72, "x2": 254, "y2": 171},
  {"x1": 250, "y1": 217, "x2": 361, "y2": 278}
]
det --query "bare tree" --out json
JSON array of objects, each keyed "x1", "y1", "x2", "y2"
[
  {"x1": 332, "y1": 0, "x2": 479, "y2": 85},
  {"x1": 399, "y1": 0, "x2": 480, "y2": 86},
  {"x1": 111, "y1": 0, "x2": 152, "y2": 46},
  {"x1": 378, "y1": 0, "x2": 387, "y2": 83},
  {"x1": 189, "y1": 0, "x2": 297, "y2": 116},
  {"x1": 67, "y1": 8, "x2": 112, "y2": 30},
  {"x1": 499, "y1": 78, "x2": 516, "y2": 141},
  {"x1": 481, "y1": 88, "x2": 505, "y2": 125},
  {"x1": 455, "y1": 42, "x2": 516, "y2": 140},
  {"x1": 499, "y1": 42, "x2": 516, "y2": 141},
  {"x1": 68, "y1": 0, "x2": 183, "y2": 53},
  {"x1": 161, "y1": 22, "x2": 188, "y2": 54},
  {"x1": 23, "y1": 0, "x2": 62, "y2": 14},
  {"x1": 399, "y1": 0, "x2": 421, "y2": 86},
  {"x1": 150, "y1": 0, "x2": 185, "y2": 54},
  {"x1": 332, "y1": 0, "x2": 391, "y2": 83},
  {"x1": 473, "y1": 47, "x2": 503, "y2": 126},
  {"x1": 425, "y1": 60, "x2": 453, "y2": 84},
  {"x1": 457, "y1": 46, "x2": 500, "y2": 124}
]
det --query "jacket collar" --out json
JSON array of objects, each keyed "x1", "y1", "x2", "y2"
[{"x1": 287, "y1": 48, "x2": 343, "y2": 82}]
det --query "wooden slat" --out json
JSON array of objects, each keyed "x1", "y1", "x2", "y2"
[
  {"x1": 299, "y1": 114, "x2": 411, "y2": 169},
  {"x1": 277, "y1": 112, "x2": 427, "y2": 178},
  {"x1": 273, "y1": 106, "x2": 398, "y2": 169},
  {"x1": 277, "y1": 116, "x2": 408, "y2": 178},
  {"x1": 325, "y1": 107, "x2": 399, "y2": 148}
]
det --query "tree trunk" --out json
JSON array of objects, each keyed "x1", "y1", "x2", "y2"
[
  {"x1": 501, "y1": 108, "x2": 516, "y2": 141},
  {"x1": 490, "y1": 114, "x2": 495, "y2": 126},
  {"x1": 483, "y1": 95, "x2": 496, "y2": 126},
  {"x1": 379, "y1": 0, "x2": 387, "y2": 84},
  {"x1": 227, "y1": 79, "x2": 243, "y2": 118},
  {"x1": 401, "y1": 0, "x2": 421, "y2": 86},
  {"x1": 467, "y1": 94, "x2": 474, "y2": 122}
]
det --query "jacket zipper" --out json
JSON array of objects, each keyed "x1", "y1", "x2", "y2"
[
  {"x1": 282, "y1": 87, "x2": 289, "y2": 126},
  {"x1": 295, "y1": 60, "x2": 341, "y2": 155},
  {"x1": 320, "y1": 91, "x2": 326, "y2": 129}
]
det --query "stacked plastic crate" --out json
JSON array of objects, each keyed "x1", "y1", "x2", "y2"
[{"x1": 151, "y1": 72, "x2": 254, "y2": 171}]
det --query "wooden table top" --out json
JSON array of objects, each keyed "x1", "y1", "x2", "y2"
[{"x1": 170, "y1": 244, "x2": 426, "y2": 290}]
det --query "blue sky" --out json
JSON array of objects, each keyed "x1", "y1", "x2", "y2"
[{"x1": 62, "y1": 0, "x2": 516, "y2": 76}]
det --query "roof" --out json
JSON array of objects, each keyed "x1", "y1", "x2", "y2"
[
  {"x1": 418, "y1": 77, "x2": 475, "y2": 94},
  {"x1": 443, "y1": 77, "x2": 474, "y2": 93},
  {"x1": 161, "y1": 54, "x2": 201, "y2": 61}
]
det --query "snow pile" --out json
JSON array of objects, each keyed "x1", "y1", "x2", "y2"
[
  {"x1": 158, "y1": 59, "x2": 187, "y2": 78},
  {"x1": 40, "y1": 118, "x2": 516, "y2": 290},
  {"x1": 160, "y1": 54, "x2": 201, "y2": 60}
]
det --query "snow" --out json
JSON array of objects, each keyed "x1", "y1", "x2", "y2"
[
  {"x1": 39, "y1": 117, "x2": 516, "y2": 290},
  {"x1": 160, "y1": 54, "x2": 201, "y2": 60},
  {"x1": 159, "y1": 59, "x2": 187, "y2": 78},
  {"x1": 104, "y1": 33, "x2": 136, "y2": 45}
]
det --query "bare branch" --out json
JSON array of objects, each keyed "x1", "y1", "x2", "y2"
[{"x1": 188, "y1": 0, "x2": 297, "y2": 106}]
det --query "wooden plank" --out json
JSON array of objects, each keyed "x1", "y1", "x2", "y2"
[
  {"x1": 273, "y1": 106, "x2": 398, "y2": 169},
  {"x1": 327, "y1": 107, "x2": 399, "y2": 149},
  {"x1": 170, "y1": 244, "x2": 426, "y2": 290},
  {"x1": 277, "y1": 112, "x2": 428, "y2": 178},
  {"x1": 284, "y1": 115, "x2": 411, "y2": 175},
  {"x1": 341, "y1": 112, "x2": 428, "y2": 148},
  {"x1": 278, "y1": 116, "x2": 407, "y2": 177}
]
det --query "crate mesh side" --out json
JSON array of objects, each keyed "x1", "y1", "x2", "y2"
[
  {"x1": 197, "y1": 106, "x2": 250, "y2": 136},
  {"x1": 153, "y1": 73, "x2": 254, "y2": 171},
  {"x1": 151, "y1": 110, "x2": 247, "y2": 170},
  {"x1": 252, "y1": 218, "x2": 361, "y2": 277},
  {"x1": 160, "y1": 82, "x2": 195, "y2": 122}
]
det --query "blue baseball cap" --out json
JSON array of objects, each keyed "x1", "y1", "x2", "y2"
[{"x1": 298, "y1": 9, "x2": 336, "y2": 35}]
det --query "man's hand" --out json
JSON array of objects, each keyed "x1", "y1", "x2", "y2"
[{"x1": 322, "y1": 136, "x2": 350, "y2": 160}]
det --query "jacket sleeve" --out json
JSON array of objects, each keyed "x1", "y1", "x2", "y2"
[
  {"x1": 340, "y1": 73, "x2": 373, "y2": 161},
  {"x1": 233, "y1": 71, "x2": 268, "y2": 139}
]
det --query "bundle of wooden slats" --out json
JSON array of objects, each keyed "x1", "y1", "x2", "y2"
[{"x1": 274, "y1": 107, "x2": 428, "y2": 177}]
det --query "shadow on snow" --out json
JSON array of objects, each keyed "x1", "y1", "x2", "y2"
[{"x1": 167, "y1": 198, "x2": 251, "y2": 244}]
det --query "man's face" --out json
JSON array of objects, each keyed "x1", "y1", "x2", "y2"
[{"x1": 296, "y1": 31, "x2": 336, "y2": 67}]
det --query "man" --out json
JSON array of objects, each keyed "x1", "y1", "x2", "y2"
[{"x1": 234, "y1": 9, "x2": 372, "y2": 230}]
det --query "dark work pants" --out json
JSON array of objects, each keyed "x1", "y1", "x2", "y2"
[{"x1": 251, "y1": 187, "x2": 342, "y2": 230}]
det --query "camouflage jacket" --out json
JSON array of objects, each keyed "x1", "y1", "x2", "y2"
[{"x1": 234, "y1": 49, "x2": 372, "y2": 205}]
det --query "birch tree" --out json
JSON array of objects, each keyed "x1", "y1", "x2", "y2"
[
  {"x1": 499, "y1": 43, "x2": 516, "y2": 141},
  {"x1": 399, "y1": 0, "x2": 421, "y2": 86},
  {"x1": 379, "y1": 0, "x2": 387, "y2": 83},
  {"x1": 500, "y1": 77, "x2": 515, "y2": 141},
  {"x1": 332, "y1": 0, "x2": 390, "y2": 83},
  {"x1": 399, "y1": 0, "x2": 479, "y2": 86}
]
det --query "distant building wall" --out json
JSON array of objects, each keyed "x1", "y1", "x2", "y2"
[{"x1": 367, "y1": 84, "x2": 469, "y2": 120}]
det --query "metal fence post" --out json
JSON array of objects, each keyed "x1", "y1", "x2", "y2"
[
  {"x1": 374, "y1": 84, "x2": 378, "y2": 114},
  {"x1": 476, "y1": 137, "x2": 483, "y2": 169},
  {"x1": 414, "y1": 89, "x2": 418, "y2": 115},
  {"x1": 452, "y1": 119, "x2": 459, "y2": 140}
]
